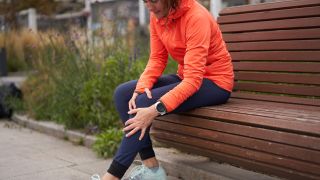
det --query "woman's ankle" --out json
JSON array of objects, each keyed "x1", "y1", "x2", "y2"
[
  {"x1": 102, "y1": 172, "x2": 120, "y2": 180},
  {"x1": 142, "y1": 157, "x2": 159, "y2": 168}
]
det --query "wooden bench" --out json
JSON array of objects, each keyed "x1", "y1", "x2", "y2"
[{"x1": 151, "y1": 0, "x2": 320, "y2": 179}]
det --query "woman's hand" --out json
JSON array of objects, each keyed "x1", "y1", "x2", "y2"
[
  {"x1": 128, "y1": 88, "x2": 153, "y2": 111},
  {"x1": 124, "y1": 105, "x2": 159, "y2": 140}
]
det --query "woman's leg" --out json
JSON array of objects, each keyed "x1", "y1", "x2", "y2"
[
  {"x1": 108, "y1": 75, "x2": 181, "y2": 179},
  {"x1": 134, "y1": 78, "x2": 230, "y2": 114},
  {"x1": 172, "y1": 78, "x2": 230, "y2": 113},
  {"x1": 108, "y1": 77, "x2": 230, "y2": 177},
  {"x1": 128, "y1": 78, "x2": 230, "y2": 169}
]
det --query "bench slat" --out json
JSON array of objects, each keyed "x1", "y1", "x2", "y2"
[
  {"x1": 227, "y1": 40, "x2": 320, "y2": 51},
  {"x1": 231, "y1": 51, "x2": 320, "y2": 61},
  {"x1": 153, "y1": 121, "x2": 320, "y2": 164},
  {"x1": 223, "y1": 28, "x2": 320, "y2": 42},
  {"x1": 231, "y1": 92, "x2": 320, "y2": 106},
  {"x1": 155, "y1": 113, "x2": 320, "y2": 150},
  {"x1": 186, "y1": 108, "x2": 320, "y2": 136},
  {"x1": 220, "y1": 0, "x2": 320, "y2": 15},
  {"x1": 210, "y1": 99, "x2": 320, "y2": 120},
  {"x1": 155, "y1": 137, "x2": 320, "y2": 180},
  {"x1": 207, "y1": 103, "x2": 320, "y2": 121},
  {"x1": 234, "y1": 82, "x2": 320, "y2": 97},
  {"x1": 218, "y1": 6, "x2": 320, "y2": 24},
  {"x1": 220, "y1": 17, "x2": 320, "y2": 33},
  {"x1": 233, "y1": 62, "x2": 320, "y2": 73},
  {"x1": 235, "y1": 72, "x2": 320, "y2": 85},
  {"x1": 153, "y1": 131, "x2": 320, "y2": 176}
]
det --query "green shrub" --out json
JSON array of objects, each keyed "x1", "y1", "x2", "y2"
[
  {"x1": 5, "y1": 96, "x2": 25, "y2": 114},
  {"x1": 93, "y1": 127, "x2": 124, "y2": 158},
  {"x1": 77, "y1": 48, "x2": 148, "y2": 130},
  {"x1": 19, "y1": 25, "x2": 178, "y2": 157},
  {"x1": 21, "y1": 32, "x2": 95, "y2": 124}
]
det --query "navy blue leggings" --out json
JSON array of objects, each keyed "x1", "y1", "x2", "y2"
[{"x1": 107, "y1": 74, "x2": 230, "y2": 178}]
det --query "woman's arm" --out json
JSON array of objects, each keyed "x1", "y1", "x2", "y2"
[
  {"x1": 160, "y1": 13, "x2": 211, "y2": 112},
  {"x1": 135, "y1": 16, "x2": 169, "y2": 94},
  {"x1": 124, "y1": 14, "x2": 212, "y2": 139}
]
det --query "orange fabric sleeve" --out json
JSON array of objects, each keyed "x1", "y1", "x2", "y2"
[
  {"x1": 160, "y1": 14, "x2": 211, "y2": 112},
  {"x1": 134, "y1": 17, "x2": 168, "y2": 94}
]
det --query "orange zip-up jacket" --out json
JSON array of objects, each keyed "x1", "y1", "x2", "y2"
[{"x1": 135, "y1": 0, "x2": 234, "y2": 112}]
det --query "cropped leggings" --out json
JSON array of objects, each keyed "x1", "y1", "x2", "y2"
[{"x1": 107, "y1": 74, "x2": 230, "y2": 178}]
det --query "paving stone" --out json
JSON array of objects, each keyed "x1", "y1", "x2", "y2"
[
  {"x1": 8, "y1": 167, "x2": 90, "y2": 180},
  {"x1": 0, "y1": 120, "x2": 107, "y2": 180}
]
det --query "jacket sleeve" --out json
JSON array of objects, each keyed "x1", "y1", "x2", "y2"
[
  {"x1": 135, "y1": 16, "x2": 168, "y2": 93},
  {"x1": 160, "y1": 14, "x2": 211, "y2": 112}
]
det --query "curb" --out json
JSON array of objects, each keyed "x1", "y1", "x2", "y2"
[{"x1": 12, "y1": 114, "x2": 96, "y2": 148}]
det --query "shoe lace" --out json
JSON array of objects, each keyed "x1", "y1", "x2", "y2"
[{"x1": 127, "y1": 165, "x2": 148, "y2": 180}]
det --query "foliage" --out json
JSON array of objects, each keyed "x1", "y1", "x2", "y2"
[
  {"x1": 5, "y1": 96, "x2": 25, "y2": 114},
  {"x1": 0, "y1": 29, "x2": 69, "y2": 72},
  {"x1": 93, "y1": 128, "x2": 124, "y2": 158},
  {"x1": 21, "y1": 31, "x2": 96, "y2": 127},
  {"x1": 15, "y1": 21, "x2": 177, "y2": 157},
  {"x1": 0, "y1": 29, "x2": 39, "y2": 71},
  {"x1": 164, "y1": 56, "x2": 178, "y2": 75},
  {"x1": 78, "y1": 49, "x2": 147, "y2": 131}
]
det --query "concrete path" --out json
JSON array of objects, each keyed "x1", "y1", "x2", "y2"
[{"x1": 0, "y1": 120, "x2": 110, "y2": 180}]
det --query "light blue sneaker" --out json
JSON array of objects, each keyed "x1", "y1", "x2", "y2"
[
  {"x1": 90, "y1": 174, "x2": 100, "y2": 180},
  {"x1": 123, "y1": 164, "x2": 167, "y2": 180}
]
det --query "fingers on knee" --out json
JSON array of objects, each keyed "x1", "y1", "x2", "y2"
[{"x1": 135, "y1": 94, "x2": 153, "y2": 108}]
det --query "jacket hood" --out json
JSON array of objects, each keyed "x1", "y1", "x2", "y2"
[{"x1": 156, "y1": 0, "x2": 195, "y2": 25}]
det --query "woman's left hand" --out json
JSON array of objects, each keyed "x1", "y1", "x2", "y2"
[{"x1": 124, "y1": 105, "x2": 159, "y2": 140}]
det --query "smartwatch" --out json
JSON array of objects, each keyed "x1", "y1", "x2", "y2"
[{"x1": 155, "y1": 101, "x2": 167, "y2": 116}]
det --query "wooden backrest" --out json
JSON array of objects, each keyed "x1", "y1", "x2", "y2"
[{"x1": 218, "y1": 0, "x2": 320, "y2": 106}]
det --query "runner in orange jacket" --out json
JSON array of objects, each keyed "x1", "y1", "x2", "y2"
[{"x1": 134, "y1": 0, "x2": 233, "y2": 112}]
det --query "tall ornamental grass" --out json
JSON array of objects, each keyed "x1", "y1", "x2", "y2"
[
  {"x1": 0, "y1": 29, "x2": 38, "y2": 71},
  {"x1": 10, "y1": 22, "x2": 177, "y2": 157}
]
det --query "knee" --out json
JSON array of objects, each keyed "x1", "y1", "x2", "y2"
[
  {"x1": 113, "y1": 80, "x2": 136, "y2": 102},
  {"x1": 113, "y1": 83, "x2": 126, "y2": 101}
]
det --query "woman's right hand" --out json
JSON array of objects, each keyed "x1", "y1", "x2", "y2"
[{"x1": 128, "y1": 88, "x2": 153, "y2": 111}]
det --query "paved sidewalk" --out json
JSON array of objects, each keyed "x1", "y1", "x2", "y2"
[{"x1": 0, "y1": 120, "x2": 110, "y2": 180}]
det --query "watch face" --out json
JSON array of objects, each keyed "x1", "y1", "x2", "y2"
[{"x1": 156, "y1": 102, "x2": 166, "y2": 114}]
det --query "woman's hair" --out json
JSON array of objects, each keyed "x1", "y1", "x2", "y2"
[{"x1": 164, "y1": 0, "x2": 181, "y2": 11}]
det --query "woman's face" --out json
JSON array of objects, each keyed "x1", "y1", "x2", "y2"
[{"x1": 144, "y1": 0, "x2": 168, "y2": 19}]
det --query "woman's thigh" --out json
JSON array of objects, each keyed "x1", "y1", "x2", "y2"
[
  {"x1": 113, "y1": 74, "x2": 181, "y2": 121},
  {"x1": 172, "y1": 79, "x2": 230, "y2": 113},
  {"x1": 135, "y1": 78, "x2": 230, "y2": 113},
  {"x1": 114, "y1": 74, "x2": 180, "y2": 101}
]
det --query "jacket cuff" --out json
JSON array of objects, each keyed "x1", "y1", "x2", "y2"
[
  {"x1": 134, "y1": 90, "x2": 144, "y2": 95},
  {"x1": 159, "y1": 97, "x2": 174, "y2": 113}
]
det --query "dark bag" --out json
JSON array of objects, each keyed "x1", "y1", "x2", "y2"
[{"x1": 0, "y1": 83, "x2": 22, "y2": 118}]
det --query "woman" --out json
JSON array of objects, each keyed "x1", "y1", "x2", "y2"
[{"x1": 100, "y1": 0, "x2": 234, "y2": 179}]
